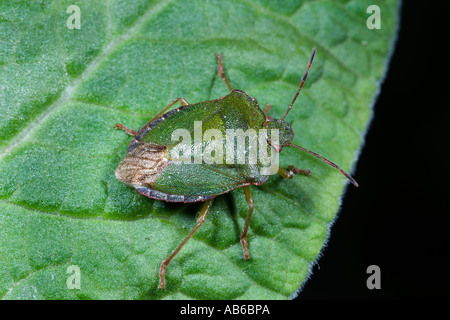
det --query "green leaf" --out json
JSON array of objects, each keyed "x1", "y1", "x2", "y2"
[{"x1": 0, "y1": 0, "x2": 398, "y2": 299}]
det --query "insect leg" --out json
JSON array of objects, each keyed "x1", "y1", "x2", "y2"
[
  {"x1": 288, "y1": 165, "x2": 311, "y2": 176},
  {"x1": 115, "y1": 98, "x2": 189, "y2": 138},
  {"x1": 240, "y1": 186, "x2": 254, "y2": 260},
  {"x1": 277, "y1": 166, "x2": 311, "y2": 179},
  {"x1": 263, "y1": 104, "x2": 273, "y2": 121},
  {"x1": 151, "y1": 97, "x2": 190, "y2": 121},
  {"x1": 114, "y1": 123, "x2": 137, "y2": 136},
  {"x1": 133, "y1": 97, "x2": 190, "y2": 137},
  {"x1": 158, "y1": 198, "x2": 214, "y2": 289},
  {"x1": 216, "y1": 53, "x2": 233, "y2": 92}
]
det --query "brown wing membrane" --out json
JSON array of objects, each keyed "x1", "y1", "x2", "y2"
[{"x1": 115, "y1": 142, "x2": 171, "y2": 188}]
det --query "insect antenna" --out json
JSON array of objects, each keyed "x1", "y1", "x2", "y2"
[
  {"x1": 281, "y1": 46, "x2": 317, "y2": 121},
  {"x1": 285, "y1": 143, "x2": 359, "y2": 187}
]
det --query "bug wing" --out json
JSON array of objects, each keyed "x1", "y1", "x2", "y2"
[
  {"x1": 153, "y1": 162, "x2": 252, "y2": 198},
  {"x1": 115, "y1": 142, "x2": 170, "y2": 189}
]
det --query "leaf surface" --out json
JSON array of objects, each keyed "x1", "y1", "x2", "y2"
[{"x1": 0, "y1": 0, "x2": 398, "y2": 299}]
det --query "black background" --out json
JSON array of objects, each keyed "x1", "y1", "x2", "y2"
[{"x1": 298, "y1": 1, "x2": 449, "y2": 300}]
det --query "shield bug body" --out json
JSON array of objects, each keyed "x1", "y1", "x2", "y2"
[{"x1": 115, "y1": 47, "x2": 358, "y2": 289}]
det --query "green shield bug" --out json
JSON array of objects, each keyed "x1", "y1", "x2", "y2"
[{"x1": 115, "y1": 47, "x2": 358, "y2": 289}]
